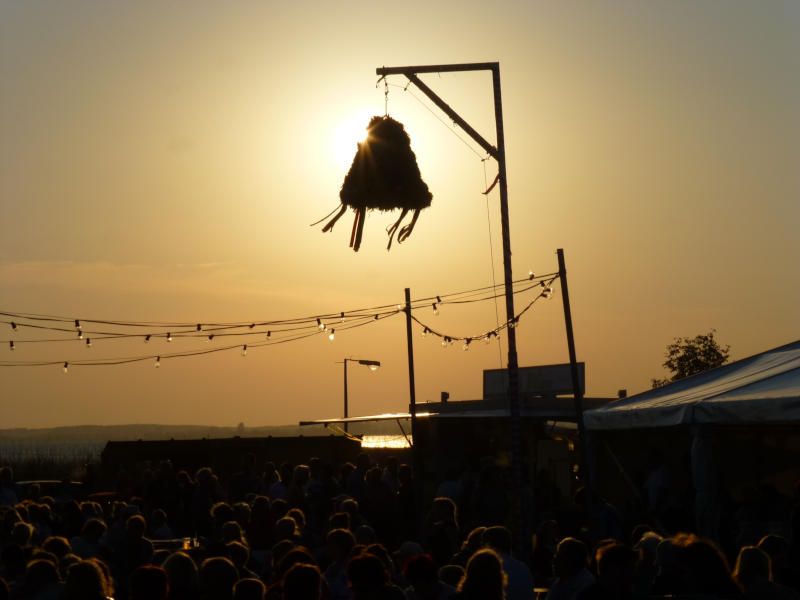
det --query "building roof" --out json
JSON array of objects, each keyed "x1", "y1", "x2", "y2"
[
  {"x1": 299, "y1": 396, "x2": 612, "y2": 426},
  {"x1": 584, "y1": 339, "x2": 800, "y2": 430}
]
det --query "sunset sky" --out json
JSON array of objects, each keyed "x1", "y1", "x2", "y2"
[{"x1": 1, "y1": 1, "x2": 798, "y2": 429}]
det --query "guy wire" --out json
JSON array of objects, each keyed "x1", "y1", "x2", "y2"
[{"x1": 483, "y1": 158, "x2": 504, "y2": 368}]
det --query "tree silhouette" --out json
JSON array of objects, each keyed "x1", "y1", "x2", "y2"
[{"x1": 651, "y1": 329, "x2": 730, "y2": 388}]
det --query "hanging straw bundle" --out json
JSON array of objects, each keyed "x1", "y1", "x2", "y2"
[{"x1": 317, "y1": 115, "x2": 432, "y2": 251}]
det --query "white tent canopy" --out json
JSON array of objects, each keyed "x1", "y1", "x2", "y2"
[{"x1": 585, "y1": 340, "x2": 800, "y2": 430}]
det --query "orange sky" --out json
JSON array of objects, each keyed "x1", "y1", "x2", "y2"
[{"x1": 1, "y1": 2, "x2": 798, "y2": 428}]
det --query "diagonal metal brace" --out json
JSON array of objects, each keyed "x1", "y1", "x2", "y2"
[
  {"x1": 403, "y1": 74, "x2": 499, "y2": 160},
  {"x1": 377, "y1": 64, "x2": 500, "y2": 161}
]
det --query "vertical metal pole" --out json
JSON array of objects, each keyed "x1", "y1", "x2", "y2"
[
  {"x1": 404, "y1": 288, "x2": 417, "y2": 435},
  {"x1": 492, "y1": 65, "x2": 525, "y2": 554},
  {"x1": 557, "y1": 248, "x2": 590, "y2": 489},
  {"x1": 343, "y1": 359, "x2": 349, "y2": 433},
  {"x1": 404, "y1": 287, "x2": 422, "y2": 535}
]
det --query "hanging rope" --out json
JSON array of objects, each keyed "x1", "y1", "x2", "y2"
[
  {"x1": 384, "y1": 77, "x2": 389, "y2": 116},
  {"x1": 390, "y1": 83, "x2": 486, "y2": 160},
  {"x1": 482, "y1": 158, "x2": 504, "y2": 368}
]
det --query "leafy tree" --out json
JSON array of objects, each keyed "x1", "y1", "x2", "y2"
[{"x1": 651, "y1": 329, "x2": 730, "y2": 388}]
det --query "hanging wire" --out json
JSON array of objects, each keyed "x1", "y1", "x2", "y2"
[
  {"x1": 482, "y1": 157, "x2": 504, "y2": 368},
  {"x1": 0, "y1": 311, "x2": 396, "y2": 368},
  {"x1": 384, "y1": 77, "x2": 390, "y2": 116},
  {"x1": 409, "y1": 275, "x2": 559, "y2": 345},
  {"x1": 0, "y1": 274, "x2": 556, "y2": 338},
  {"x1": 387, "y1": 82, "x2": 486, "y2": 160},
  {"x1": 0, "y1": 273, "x2": 558, "y2": 369}
]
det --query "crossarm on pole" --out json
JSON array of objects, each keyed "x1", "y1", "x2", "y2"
[
  {"x1": 377, "y1": 62, "x2": 498, "y2": 76},
  {"x1": 376, "y1": 63, "x2": 500, "y2": 160}
]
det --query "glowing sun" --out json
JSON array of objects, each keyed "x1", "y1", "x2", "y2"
[{"x1": 330, "y1": 108, "x2": 379, "y2": 170}]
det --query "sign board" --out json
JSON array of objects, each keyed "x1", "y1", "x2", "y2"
[{"x1": 483, "y1": 363, "x2": 585, "y2": 399}]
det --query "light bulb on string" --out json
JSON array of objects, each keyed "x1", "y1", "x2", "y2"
[
  {"x1": 207, "y1": 334, "x2": 215, "y2": 342},
  {"x1": 396, "y1": 304, "x2": 403, "y2": 311},
  {"x1": 421, "y1": 327, "x2": 428, "y2": 338},
  {"x1": 196, "y1": 324, "x2": 202, "y2": 332},
  {"x1": 77, "y1": 331, "x2": 84, "y2": 340},
  {"x1": 241, "y1": 345, "x2": 248, "y2": 357},
  {"x1": 74, "y1": 319, "x2": 81, "y2": 330},
  {"x1": 9, "y1": 341, "x2": 14, "y2": 351},
  {"x1": 266, "y1": 331, "x2": 271, "y2": 340},
  {"x1": 249, "y1": 323, "x2": 255, "y2": 329},
  {"x1": 432, "y1": 303, "x2": 438, "y2": 316},
  {"x1": 317, "y1": 318, "x2": 324, "y2": 330},
  {"x1": 543, "y1": 286, "x2": 553, "y2": 299},
  {"x1": 155, "y1": 356, "x2": 161, "y2": 368},
  {"x1": 166, "y1": 333, "x2": 172, "y2": 342},
  {"x1": 340, "y1": 312, "x2": 345, "y2": 323},
  {"x1": 144, "y1": 335, "x2": 151, "y2": 343},
  {"x1": 374, "y1": 314, "x2": 379, "y2": 320},
  {"x1": 529, "y1": 270, "x2": 535, "y2": 280},
  {"x1": 463, "y1": 339, "x2": 471, "y2": 351},
  {"x1": 63, "y1": 361, "x2": 68, "y2": 374},
  {"x1": 328, "y1": 329, "x2": 335, "y2": 341},
  {"x1": 441, "y1": 337, "x2": 448, "y2": 348},
  {"x1": 85, "y1": 338, "x2": 91, "y2": 348},
  {"x1": 10, "y1": 322, "x2": 17, "y2": 331}
]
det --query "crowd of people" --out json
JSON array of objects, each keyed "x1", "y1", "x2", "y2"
[{"x1": 0, "y1": 453, "x2": 798, "y2": 600}]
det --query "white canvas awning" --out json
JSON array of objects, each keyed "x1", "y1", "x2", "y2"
[{"x1": 585, "y1": 340, "x2": 800, "y2": 430}]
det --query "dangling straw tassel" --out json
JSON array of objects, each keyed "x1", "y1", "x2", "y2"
[
  {"x1": 397, "y1": 208, "x2": 422, "y2": 244},
  {"x1": 311, "y1": 204, "x2": 345, "y2": 227},
  {"x1": 386, "y1": 208, "x2": 410, "y2": 250},
  {"x1": 353, "y1": 207, "x2": 366, "y2": 251},
  {"x1": 317, "y1": 204, "x2": 348, "y2": 232},
  {"x1": 349, "y1": 208, "x2": 361, "y2": 248}
]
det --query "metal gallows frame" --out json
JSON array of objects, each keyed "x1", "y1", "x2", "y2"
[{"x1": 376, "y1": 62, "x2": 525, "y2": 539}]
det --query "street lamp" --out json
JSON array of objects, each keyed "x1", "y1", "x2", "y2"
[{"x1": 342, "y1": 358, "x2": 381, "y2": 432}]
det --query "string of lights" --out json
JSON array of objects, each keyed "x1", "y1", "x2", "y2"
[
  {"x1": 1, "y1": 273, "x2": 559, "y2": 369},
  {"x1": 0, "y1": 273, "x2": 556, "y2": 341},
  {"x1": 0, "y1": 311, "x2": 395, "y2": 370},
  {"x1": 0, "y1": 310, "x2": 401, "y2": 345},
  {"x1": 413, "y1": 275, "x2": 559, "y2": 350}
]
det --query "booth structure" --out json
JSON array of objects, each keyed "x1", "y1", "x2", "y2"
[
  {"x1": 583, "y1": 340, "x2": 800, "y2": 541},
  {"x1": 302, "y1": 363, "x2": 614, "y2": 520}
]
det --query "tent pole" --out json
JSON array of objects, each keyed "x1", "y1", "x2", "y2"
[
  {"x1": 404, "y1": 286, "x2": 423, "y2": 535},
  {"x1": 557, "y1": 249, "x2": 591, "y2": 490}
]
